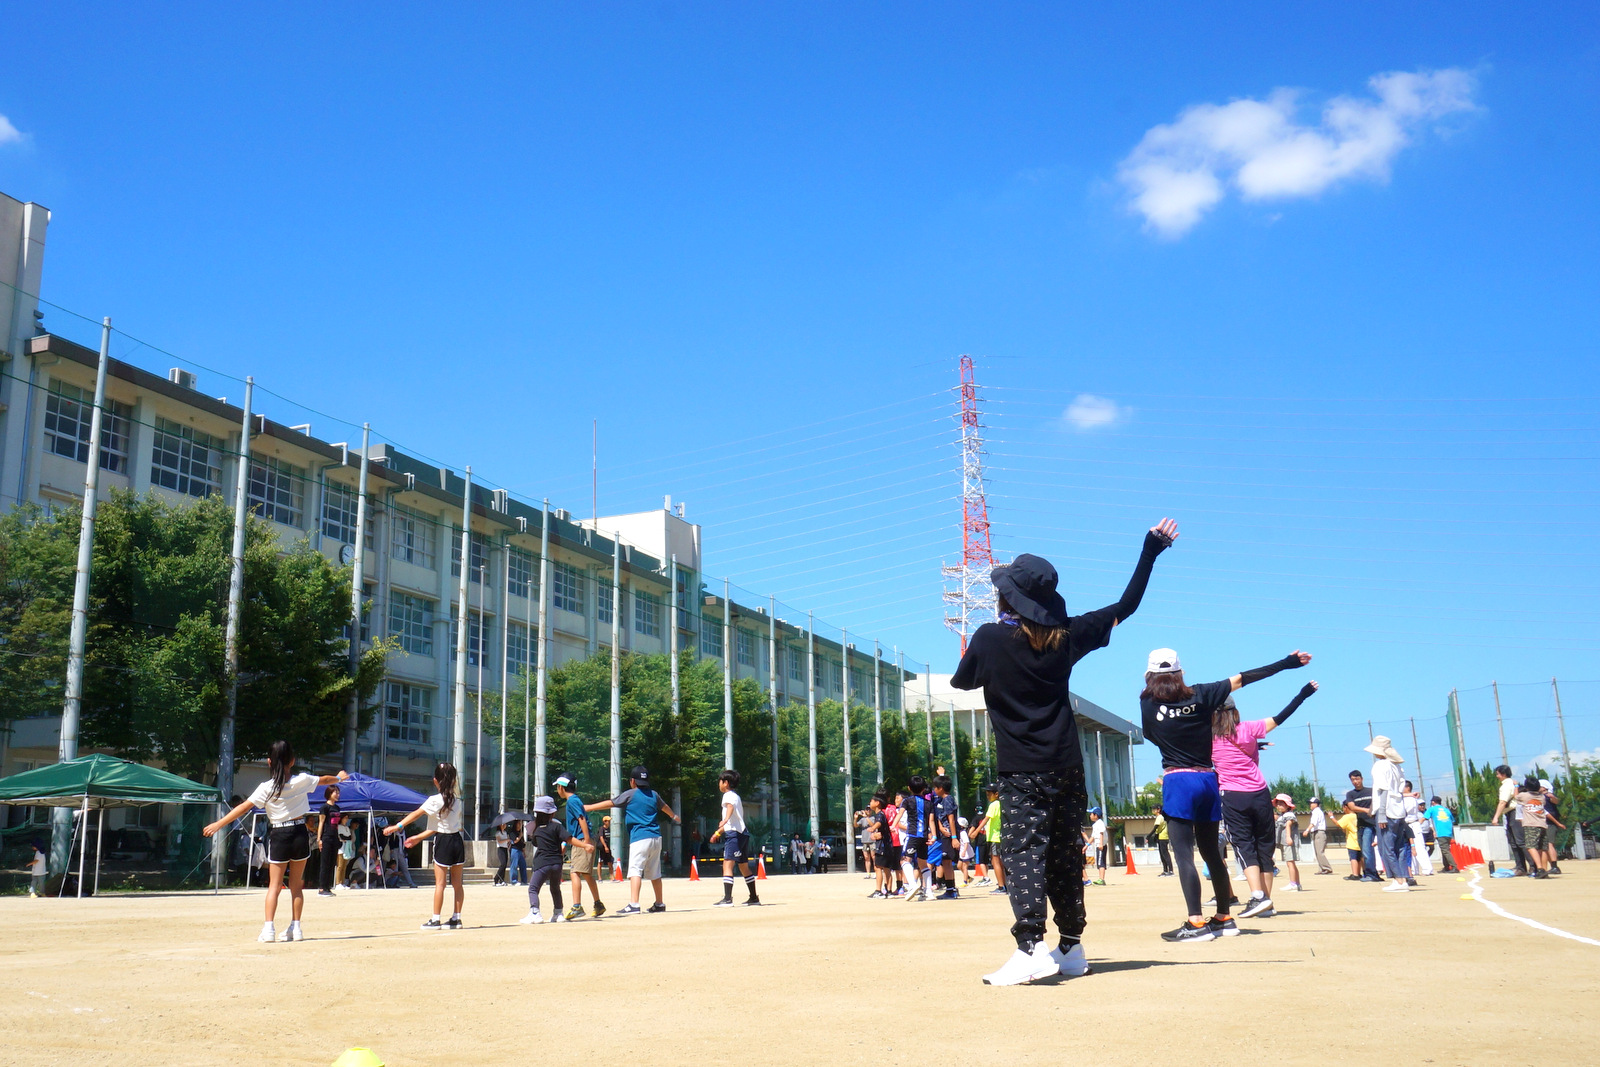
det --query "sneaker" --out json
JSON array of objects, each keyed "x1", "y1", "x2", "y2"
[
  {"x1": 990, "y1": 886, "x2": 1008, "y2": 895},
  {"x1": 258, "y1": 922, "x2": 277, "y2": 943},
  {"x1": 1207, "y1": 917, "x2": 1240, "y2": 937},
  {"x1": 937, "y1": 889, "x2": 959, "y2": 900},
  {"x1": 1343, "y1": 875, "x2": 1360, "y2": 881},
  {"x1": 1382, "y1": 882, "x2": 1410, "y2": 892},
  {"x1": 592, "y1": 900, "x2": 607, "y2": 917},
  {"x1": 420, "y1": 918, "x2": 443, "y2": 930},
  {"x1": 283, "y1": 921, "x2": 304, "y2": 942},
  {"x1": 1240, "y1": 896, "x2": 1274, "y2": 919},
  {"x1": 1281, "y1": 883, "x2": 1301, "y2": 893},
  {"x1": 646, "y1": 902, "x2": 666, "y2": 914},
  {"x1": 1050, "y1": 942, "x2": 1091, "y2": 977},
  {"x1": 1406, "y1": 877, "x2": 1418, "y2": 887},
  {"x1": 317, "y1": 890, "x2": 335, "y2": 897},
  {"x1": 550, "y1": 912, "x2": 567, "y2": 923},
  {"x1": 713, "y1": 898, "x2": 735, "y2": 908},
  {"x1": 1549, "y1": 864, "x2": 1562, "y2": 875},
  {"x1": 446, "y1": 916, "x2": 464, "y2": 929},
  {"x1": 519, "y1": 910, "x2": 543, "y2": 925},
  {"x1": 1158, "y1": 871, "x2": 1175, "y2": 877},
  {"x1": 565, "y1": 904, "x2": 586, "y2": 920},
  {"x1": 1161, "y1": 921, "x2": 1215, "y2": 943},
  {"x1": 744, "y1": 897, "x2": 761, "y2": 906},
  {"x1": 616, "y1": 904, "x2": 641, "y2": 916},
  {"x1": 1091, "y1": 879, "x2": 1106, "y2": 886},
  {"x1": 982, "y1": 943, "x2": 1059, "y2": 986},
  {"x1": 904, "y1": 887, "x2": 925, "y2": 903},
  {"x1": 868, "y1": 890, "x2": 884, "y2": 899}
]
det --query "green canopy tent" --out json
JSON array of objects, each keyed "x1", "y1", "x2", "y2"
[{"x1": 0, "y1": 755, "x2": 220, "y2": 897}]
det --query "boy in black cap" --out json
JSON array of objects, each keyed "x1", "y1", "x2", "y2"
[
  {"x1": 952, "y1": 518, "x2": 1177, "y2": 985},
  {"x1": 585, "y1": 765, "x2": 680, "y2": 915}
]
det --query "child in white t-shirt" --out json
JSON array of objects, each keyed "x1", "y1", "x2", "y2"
[{"x1": 28, "y1": 840, "x2": 47, "y2": 896}]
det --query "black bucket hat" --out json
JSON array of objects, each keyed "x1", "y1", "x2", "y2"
[{"x1": 991, "y1": 553, "x2": 1067, "y2": 627}]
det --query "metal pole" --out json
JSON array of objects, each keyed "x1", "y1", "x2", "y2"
[
  {"x1": 896, "y1": 648, "x2": 906, "y2": 729},
  {"x1": 842, "y1": 628, "x2": 854, "y2": 873},
  {"x1": 1552, "y1": 679, "x2": 1574, "y2": 783},
  {"x1": 451, "y1": 469, "x2": 473, "y2": 773},
  {"x1": 1095, "y1": 730, "x2": 1107, "y2": 817},
  {"x1": 214, "y1": 376, "x2": 253, "y2": 889},
  {"x1": 1307, "y1": 725, "x2": 1321, "y2": 802},
  {"x1": 344, "y1": 423, "x2": 371, "y2": 769},
  {"x1": 872, "y1": 642, "x2": 883, "y2": 786},
  {"x1": 535, "y1": 499, "x2": 550, "y2": 797},
  {"x1": 93, "y1": 808, "x2": 104, "y2": 897},
  {"x1": 669, "y1": 554, "x2": 682, "y2": 868},
  {"x1": 768, "y1": 595, "x2": 778, "y2": 841},
  {"x1": 723, "y1": 578, "x2": 734, "y2": 769},
  {"x1": 1409, "y1": 717, "x2": 1424, "y2": 798},
  {"x1": 55, "y1": 317, "x2": 111, "y2": 878},
  {"x1": 947, "y1": 696, "x2": 959, "y2": 809},
  {"x1": 77, "y1": 795, "x2": 88, "y2": 898},
  {"x1": 474, "y1": 565, "x2": 484, "y2": 839},
  {"x1": 807, "y1": 610, "x2": 818, "y2": 844},
  {"x1": 1451, "y1": 689, "x2": 1472, "y2": 823},
  {"x1": 499, "y1": 540, "x2": 510, "y2": 813},
  {"x1": 523, "y1": 540, "x2": 533, "y2": 811},
  {"x1": 610, "y1": 537, "x2": 622, "y2": 852},
  {"x1": 924, "y1": 663, "x2": 934, "y2": 765},
  {"x1": 1492, "y1": 680, "x2": 1508, "y2": 767}
]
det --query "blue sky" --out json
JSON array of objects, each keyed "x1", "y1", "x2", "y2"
[{"x1": 4, "y1": 3, "x2": 1597, "y2": 797}]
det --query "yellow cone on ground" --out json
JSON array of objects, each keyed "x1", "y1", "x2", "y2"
[
  {"x1": 332, "y1": 1049, "x2": 384, "y2": 1067},
  {"x1": 1459, "y1": 894, "x2": 1474, "y2": 900}
]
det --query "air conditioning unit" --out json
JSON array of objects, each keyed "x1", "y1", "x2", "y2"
[
  {"x1": 168, "y1": 368, "x2": 197, "y2": 390},
  {"x1": 492, "y1": 489, "x2": 509, "y2": 512},
  {"x1": 553, "y1": 509, "x2": 571, "y2": 522}
]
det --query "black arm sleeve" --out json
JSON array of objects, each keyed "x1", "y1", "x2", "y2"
[
  {"x1": 1238, "y1": 653, "x2": 1306, "y2": 687},
  {"x1": 1272, "y1": 682, "x2": 1318, "y2": 726},
  {"x1": 1111, "y1": 529, "x2": 1173, "y2": 622}
]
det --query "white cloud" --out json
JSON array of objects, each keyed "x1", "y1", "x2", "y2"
[
  {"x1": 1515, "y1": 749, "x2": 1600, "y2": 779},
  {"x1": 1062, "y1": 394, "x2": 1127, "y2": 431},
  {"x1": 1118, "y1": 68, "x2": 1477, "y2": 237},
  {"x1": 0, "y1": 113, "x2": 21, "y2": 146}
]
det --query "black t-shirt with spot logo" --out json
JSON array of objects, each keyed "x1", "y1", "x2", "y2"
[{"x1": 1140, "y1": 680, "x2": 1233, "y2": 771}]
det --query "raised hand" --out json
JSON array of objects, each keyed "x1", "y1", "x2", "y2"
[
  {"x1": 1291, "y1": 650, "x2": 1312, "y2": 666},
  {"x1": 1150, "y1": 517, "x2": 1179, "y2": 545}
]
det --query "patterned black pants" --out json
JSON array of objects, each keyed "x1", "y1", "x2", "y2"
[{"x1": 999, "y1": 766, "x2": 1088, "y2": 951}]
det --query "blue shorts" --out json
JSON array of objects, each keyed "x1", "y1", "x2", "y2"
[
  {"x1": 927, "y1": 838, "x2": 944, "y2": 868},
  {"x1": 722, "y1": 831, "x2": 749, "y2": 862},
  {"x1": 1161, "y1": 770, "x2": 1222, "y2": 823}
]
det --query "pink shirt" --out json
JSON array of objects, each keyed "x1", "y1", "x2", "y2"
[{"x1": 1212, "y1": 719, "x2": 1270, "y2": 792}]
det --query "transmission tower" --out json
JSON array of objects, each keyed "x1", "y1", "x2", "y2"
[{"x1": 942, "y1": 354, "x2": 997, "y2": 655}]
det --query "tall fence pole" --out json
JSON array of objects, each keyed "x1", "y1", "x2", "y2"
[
  {"x1": 213, "y1": 376, "x2": 254, "y2": 888},
  {"x1": 895, "y1": 647, "x2": 905, "y2": 728},
  {"x1": 1492, "y1": 680, "x2": 1508, "y2": 767},
  {"x1": 54, "y1": 317, "x2": 111, "y2": 878},
  {"x1": 344, "y1": 422, "x2": 371, "y2": 770},
  {"x1": 473, "y1": 563, "x2": 485, "y2": 838},
  {"x1": 768, "y1": 595, "x2": 778, "y2": 841},
  {"x1": 669, "y1": 555, "x2": 681, "y2": 868},
  {"x1": 923, "y1": 664, "x2": 934, "y2": 764},
  {"x1": 1094, "y1": 730, "x2": 1107, "y2": 817},
  {"x1": 1449, "y1": 689, "x2": 1472, "y2": 822},
  {"x1": 534, "y1": 499, "x2": 550, "y2": 797},
  {"x1": 523, "y1": 539, "x2": 533, "y2": 811},
  {"x1": 609, "y1": 538, "x2": 622, "y2": 843},
  {"x1": 723, "y1": 578, "x2": 734, "y2": 770},
  {"x1": 1409, "y1": 717, "x2": 1424, "y2": 798},
  {"x1": 842, "y1": 626, "x2": 854, "y2": 873},
  {"x1": 806, "y1": 610, "x2": 819, "y2": 844},
  {"x1": 1307, "y1": 725, "x2": 1322, "y2": 803},
  {"x1": 451, "y1": 469, "x2": 473, "y2": 773},
  {"x1": 872, "y1": 642, "x2": 884, "y2": 785},
  {"x1": 498, "y1": 538, "x2": 510, "y2": 813},
  {"x1": 947, "y1": 697, "x2": 959, "y2": 810},
  {"x1": 1552, "y1": 678, "x2": 1574, "y2": 782}
]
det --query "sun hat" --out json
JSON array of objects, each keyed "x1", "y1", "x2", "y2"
[
  {"x1": 532, "y1": 795, "x2": 557, "y2": 815},
  {"x1": 1363, "y1": 735, "x2": 1403, "y2": 763},
  {"x1": 990, "y1": 553, "x2": 1067, "y2": 627},
  {"x1": 1146, "y1": 648, "x2": 1182, "y2": 674},
  {"x1": 1273, "y1": 793, "x2": 1294, "y2": 808}
]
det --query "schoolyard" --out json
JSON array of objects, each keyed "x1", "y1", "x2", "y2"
[{"x1": 4, "y1": 862, "x2": 1597, "y2": 1066}]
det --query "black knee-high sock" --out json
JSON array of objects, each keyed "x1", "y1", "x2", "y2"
[
  {"x1": 722, "y1": 876, "x2": 733, "y2": 901},
  {"x1": 744, "y1": 872, "x2": 758, "y2": 899}
]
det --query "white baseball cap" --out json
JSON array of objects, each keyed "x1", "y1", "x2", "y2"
[{"x1": 1147, "y1": 648, "x2": 1182, "y2": 674}]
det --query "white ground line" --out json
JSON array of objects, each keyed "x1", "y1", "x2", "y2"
[{"x1": 1465, "y1": 869, "x2": 1600, "y2": 947}]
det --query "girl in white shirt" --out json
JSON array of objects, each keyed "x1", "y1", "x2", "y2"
[
  {"x1": 203, "y1": 740, "x2": 348, "y2": 942},
  {"x1": 385, "y1": 762, "x2": 466, "y2": 930}
]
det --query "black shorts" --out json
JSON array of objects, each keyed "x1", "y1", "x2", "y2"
[
  {"x1": 268, "y1": 823, "x2": 311, "y2": 864},
  {"x1": 872, "y1": 844, "x2": 890, "y2": 865},
  {"x1": 1221, "y1": 788, "x2": 1276, "y2": 871},
  {"x1": 1094, "y1": 846, "x2": 1108, "y2": 869},
  {"x1": 901, "y1": 837, "x2": 927, "y2": 864},
  {"x1": 723, "y1": 831, "x2": 749, "y2": 862},
  {"x1": 433, "y1": 831, "x2": 466, "y2": 868},
  {"x1": 936, "y1": 835, "x2": 955, "y2": 865}
]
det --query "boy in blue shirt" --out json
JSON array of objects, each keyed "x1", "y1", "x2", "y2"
[
  {"x1": 1423, "y1": 797, "x2": 1456, "y2": 873},
  {"x1": 896, "y1": 778, "x2": 933, "y2": 902},
  {"x1": 585, "y1": 766, "x2": 680, "y2": 916},
  {"x1": 555, "y1": 775, "x2": 606, "y2": 919}
]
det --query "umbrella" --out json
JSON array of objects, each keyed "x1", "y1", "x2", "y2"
[{"x1": 489, "y1": 811, "x2": 531, "y2": 828}]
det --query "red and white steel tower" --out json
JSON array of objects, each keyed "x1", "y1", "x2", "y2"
[{"x1": 942, "y1": 354, "x2": 997, "y2": 654}]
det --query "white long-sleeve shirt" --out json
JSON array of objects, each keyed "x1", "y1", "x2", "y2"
[
  {"x1": 1308, "y1": 807, "x2": 1327, "y2": 833},
  {"x1": 1370, "y1": 759, "x2": 1406, "y2": 822}
]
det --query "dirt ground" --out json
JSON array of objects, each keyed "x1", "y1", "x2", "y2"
[{"x1": 3, "y1": 861, "x2": 1598, "y2": 1066}]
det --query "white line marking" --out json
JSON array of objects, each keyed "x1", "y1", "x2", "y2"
[{"x1": 1465, "y1": 869, "x2": 1600, "y2": 947}]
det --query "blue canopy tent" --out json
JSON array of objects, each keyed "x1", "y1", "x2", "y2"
[{"x1": 247, "y1": 773, "x2": 428, "y2": 890}]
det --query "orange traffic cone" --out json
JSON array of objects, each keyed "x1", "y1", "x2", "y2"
[
  {"x1": 689, "y1": 855, "x2": 700, "y2": 881},
  {"x1": 613, "y1": 860, "x2": 624, "y2": 882},
  {"x1": 976, "y1": 862, "x2": 987, "y2": 879},
  {"x1": 1125, "y1": 848, "x2": 1138, "y2": 875},
  {"x1": 757, "y1": 855, "x2": 767, "y2": 880}
]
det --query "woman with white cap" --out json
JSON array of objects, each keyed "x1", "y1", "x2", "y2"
[
  {"x1": 1365, "y1": 736, "x2": 1411, "y2": 893},
  {"x1": 952, "y1": 518, "x2": 1178, "y2": 985},
  {"x1": 1140, "y1": 647, "x2": 1311, "y2": 943}
]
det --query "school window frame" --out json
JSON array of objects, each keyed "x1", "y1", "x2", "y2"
[
  {"x1": 700, "y1": 615, "x2": 723, "y2": 658},
  {"x1": 449, "y1": 605, "x2": 489, "y2": 667},
  {"x1": 506, "y1": 621, "x2": 531, "y2": 674},
  {"x1": 508, "y1": 547, "x2": 535, "y2": 598},
  {"x1": 787, "y1": 645, "x2": 803, "y2": 682},
  {"x1": 389, "y1": 508, "x2": 437, "y2": 570},
  {"x1": 43, "y1": 378, "x2": 133, "y2": 473},
  {"x1": 247, "y1": 455, "x2": 306, "y2": 527},
  {"x1": 321, "y1": 481, "x2": 373, "y2": 548},
  {"x1": 553, "y1": 561, "x2": 585, "y2": 615},
  {"x1": 736, "y1": 628, "x2": 755, "y2": 668},
  {"x1": 596, "y1": 578, "x2": 614, "y2": 625},
  {"x1": 150, "y1": 417, "x2": 224, "y2": 498},
  {"x1": 450, "y1": 529, "x2": 490, "y2": 584},
  {"x1": 388, "y1": 592, "x2": 435, "y2": 656},
  {"x1": 633, "y1": 589, "x2": 661, "y2": 637},
  {"x1": 385, "y1": 682, "x2": 433, "y2": 745}
]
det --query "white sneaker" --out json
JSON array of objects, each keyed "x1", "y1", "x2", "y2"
[
  {"x1": 1281, "y1": 883, "x2": 1301, "y2": 893},
  {"x1": 1049, "y1": 942, "x2": 1091, "y2": 977},
  {"x1": 257, "y1": 922, "x2": 276, "y2": 943},
  {"x1": 550, "y1": 912, "x2": 566, "y2": 924},
  {"x1": 519, "y1": 910, "x2": 543, "y2": 924},
  {"x1": 283, "y1": 921, "x2": 304, "y2": 942},
  {"x1": 1240, "y1": 895, "x2": 1274, "y2": 919},
  {"x1": 982, "y1": 943, "x2": 1059, "y2": 986},
  {"x1": 1382, "y1": 882, "x2": 1410, "y2": 893}
]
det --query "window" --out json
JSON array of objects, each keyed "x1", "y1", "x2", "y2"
[
  {"x1": 507, "y1": 621, "x2": 531, "y2": 674},
  {"x1": 385, "y1": 683, "x2": 433, "y2": 745},
  {"x1": 450, "y1": 529, "x2": 490, "y2": 584},
  {"x1": 597, "y1": 578, "x2": 614, "y2": 626},
  {"x1": 508, "y1": 547, "x2": 535, "y2": 598},
  {"x1": 553, "y1": 562, "x2": 585, "y2": 614},
  {"x1": 44, "y1": 379, "x2": 132, "y2": 473},
  {"x1": 633, "y1": 589, "x2": 661, "y2": 637},
  {"x1": 449, "y1": 605, "x2": 490, "y2": 667},
  {"x1": 389, "y1": 592, "x2": 435, "y2": 656},
  {"x1": 813, "y1": 654, "x2": 825, "y2": 688},
  {"x1": 788, "y1": 645, "x2": 803, "y2": 682},
  {"x1": 675, "y1": 568, "x2": 692, "y2": 630},
  {"x1": 700, "y1": 615, "x2": 723, "y2": 657},
  {"x1": 736, "y1": 629, "x2": 755, "y2": 668},
  {"x1": 248, "y1": 456, "x2": 305, "y2": 527},
  {"x1": 851, "y1": 668, "x2": 868, "y2": 699},
  {"x1": 150, "y1": 417, "x2": 224, "y2": 498},
  {"x1": 321, "y1": 481, "x2": 375, "y2": 547},
  {"x1": 390, "y1": 509, "x2": 437, "y2": 570}
]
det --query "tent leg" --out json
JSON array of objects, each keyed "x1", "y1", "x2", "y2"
[
  {"x1": 77, "y1": 795, "x2": 89, "y2": 898},
  {"x1": 366, "y1": 818, "x2": 372, "y2": 891},
  {"x1": 94, "y1": 807, "x2": 105, "y2": 896},
  {"x1": 58, "y1": 808, "x2": 83, "y2": 898}
]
